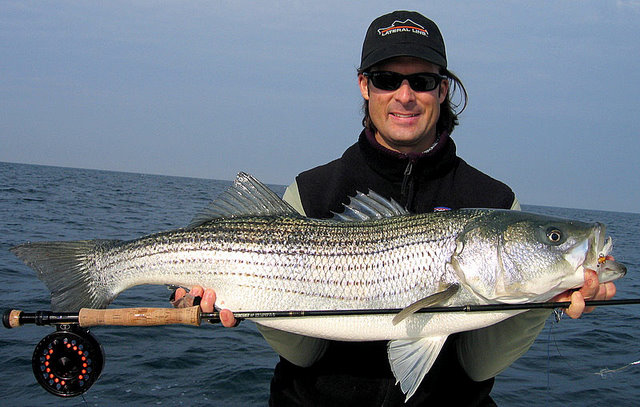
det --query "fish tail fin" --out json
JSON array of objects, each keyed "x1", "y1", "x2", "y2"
[{"x1": 11, "y1": 240, "x2": 122, "y2": 311}]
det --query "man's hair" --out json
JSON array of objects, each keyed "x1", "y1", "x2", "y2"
[{"x1": 359, "y1": 67, "x2": 468, "y2": 137}]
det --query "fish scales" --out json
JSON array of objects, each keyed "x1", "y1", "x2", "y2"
[
  {"x1": 94, "y1": 212, "x2": 472, "y2": 312},
  {"x1": 105, "y1": 217, "x2": 462, "y2": 306}
]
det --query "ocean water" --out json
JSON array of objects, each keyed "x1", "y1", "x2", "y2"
[{"x1": 1, "y1": 161, "x2": 639, "y2": 406}]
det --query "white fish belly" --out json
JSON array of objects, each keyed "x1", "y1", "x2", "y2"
[{"x1": 254, "y1": 310, "x2": 525, "y2": 341}]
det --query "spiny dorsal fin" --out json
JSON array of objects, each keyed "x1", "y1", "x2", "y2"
[
  {"x1": 332, "y1": 190, "x2": 408, "y2": 222},
  {"x1": 188, "y1": 172, "x2": 298, "y2": 228}
]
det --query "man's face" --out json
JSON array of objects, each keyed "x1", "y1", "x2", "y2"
[{"x1": 358, "y1": 57, "x2": 449, "y2": 154}]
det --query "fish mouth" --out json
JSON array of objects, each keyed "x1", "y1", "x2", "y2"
[
  {"x1": 563, "y1": 222, "x2": 625, "y2": 290},
  {"x1": 599, "y1": 257, "x2": 627, "y2": 282}
]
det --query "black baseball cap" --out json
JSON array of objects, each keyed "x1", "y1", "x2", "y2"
[{"x1": 359, "y1": 11, "x2": 447, "y2": 71}]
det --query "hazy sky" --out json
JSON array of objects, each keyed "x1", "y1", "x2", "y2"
[{"x1": 2, "y1": 1, "x2": 639, "y2": 213}]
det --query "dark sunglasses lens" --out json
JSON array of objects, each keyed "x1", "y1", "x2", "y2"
[
  {"x1": 409, "y1": 75, "x2": 438, "y2": 91},
  {"x1": 370, "y1": 72, "x2": 402, "y2": 90},
  {"x1": 369, "y1": 72, "x2": 439, "y2": 92}
]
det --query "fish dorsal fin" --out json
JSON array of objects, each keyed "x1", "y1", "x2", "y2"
[
  {"x1": 188, "y1": 172, "x2": 298, "y2": 228},
  {"x1": 392, "y1": 284, "x2": 460, "y2": 325},
  {"x1": 332, "y1": 190, "x2": 408, "y2": 222},
  {"x1": 388, "y1": 335, "x2": 449, "y2": 401}
]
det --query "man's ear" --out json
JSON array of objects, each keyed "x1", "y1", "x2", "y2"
[
  {"x1": 438, "y1": 78, "x2": 449, "y2": 103},
  {"x1": 358, "y1": 73, "x2": 370, "y2": 100}
]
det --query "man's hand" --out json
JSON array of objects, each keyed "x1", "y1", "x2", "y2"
[
  {"x1": 171, "y1": 285, "x2": 238, "y2": 327},
  {"x1": 551, "y1": 268, "x2": 617, "y2": 319}
]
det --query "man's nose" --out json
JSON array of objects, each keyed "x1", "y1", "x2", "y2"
[{"x1": 394, "y1": 80, "x2": 416, "y2": 103}]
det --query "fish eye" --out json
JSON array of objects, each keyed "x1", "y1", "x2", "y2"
[{"x1": 546, "y1": 228, "x2": 563, "y2": 243}]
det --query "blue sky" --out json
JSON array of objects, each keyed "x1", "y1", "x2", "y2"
[{"x1": 2, "y1": 1, "x2": 639, "y2": 213}]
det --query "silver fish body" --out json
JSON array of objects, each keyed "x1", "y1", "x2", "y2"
[
  {"x1": 11, "y1": 172, "x2": 627, "y2": 400},
  {"x1": 96, "y1": 210, "x2": 469, "y2": 313}
]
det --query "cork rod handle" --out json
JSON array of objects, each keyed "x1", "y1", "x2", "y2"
[{"x1": 78, "y1": 306, "x2": 202, "y2": 327}]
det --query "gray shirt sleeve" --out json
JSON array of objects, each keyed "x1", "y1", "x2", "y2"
[
  {"x1": 456, "y1": 309, "x2": 551, "y2": 380},
  {"x1": 256, "y1": 324, "x2": 330, "y2": 367}
]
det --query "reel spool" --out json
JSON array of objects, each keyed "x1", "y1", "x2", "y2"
[{"x1": 32, "y1": 325, "x2": 104, "y2": 397}]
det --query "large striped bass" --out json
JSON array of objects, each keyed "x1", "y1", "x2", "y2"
[{"x1": 11, "y1": 172, "x2": 627, "y2": 400}]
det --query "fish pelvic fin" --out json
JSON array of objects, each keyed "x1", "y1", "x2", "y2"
[
  {"x1": 11, "y1": 240, "x2": 121, "y2": 311},
  {"x1": 388, "y1": 336, "x2": 448, "y2": 402},
  {"x1": 392, "y1": 284, "x2": 459, "y2": 325},
  {"x1": 188, "y1": 172, "x2": 299, "y2": 228}
]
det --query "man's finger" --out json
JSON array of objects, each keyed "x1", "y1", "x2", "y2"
[
  {"x1": 200, "y1": 289, "x2": 216, "y2": 313},
  {"x1": 565, "y1": 291, "x2": 585, "y2": 319},
  {"x1": 190, "y1": 286, "x2": 204, "y2": 298},
  {"x1": 580, "y1": 269, "x2": 599, "y2": 300},
  {"x1": 170, "y1": 287, "x2": 188, "y2": 307},
  {"x1": 219, "y1": 309, "x2": 238, "y2": 328}
]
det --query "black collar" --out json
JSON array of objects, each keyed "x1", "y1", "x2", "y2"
[{"x1": 353, "y1": 129, "x2": 458, "y2": 183}]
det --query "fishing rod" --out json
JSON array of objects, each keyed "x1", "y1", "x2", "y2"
[
  {"x1": 6, "y1": 299, "x2": 640, "y2": 328},
  {"x1": 5, "y1": 298, "x2": 640, "y2": 398},
  {"x1": 7, "y1": 298, "x2": 640, "y2": 328}
]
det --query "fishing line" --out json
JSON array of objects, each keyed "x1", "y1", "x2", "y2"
[
  {"x1": 545, "y1": 309, "x2": 581, "y2": 403},
  {"x1": 595, "y1": 360, "x2": 640, "y2": 378},
  {"x1": 547, "y1": 311, "x2": 640, "y2": 380},
  {"x1": 545, "y1": 311, "x2": 569, "y2": 398},
  {"x1": 546, "y1": 318, "x2": 552, "y2": 395},
  {"x1": 550, "y1": 322, "x2": 581, "y2": 372}
]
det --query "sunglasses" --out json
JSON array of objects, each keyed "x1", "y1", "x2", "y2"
[{"x1": 363, "y1": 71, "x2": 445, "y2": 92}]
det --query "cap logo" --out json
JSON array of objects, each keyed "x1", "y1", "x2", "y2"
[{"x1": 377, "y1": 19, "x2": 428, "y2": 37}]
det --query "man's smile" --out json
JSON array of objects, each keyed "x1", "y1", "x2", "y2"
[{"x1": 390, "y1": 113, "x2": 420, "y2": 118}]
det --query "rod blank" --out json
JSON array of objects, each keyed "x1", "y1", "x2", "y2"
[{"x1": 201, "y1": 298, "x2": 640, "y2": 323}]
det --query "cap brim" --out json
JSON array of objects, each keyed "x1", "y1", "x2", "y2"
[{"x1": 360, "y1": 43, "x2": 447, "y2": 71}]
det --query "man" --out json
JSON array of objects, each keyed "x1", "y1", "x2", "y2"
[{"x1": 175, "y1": 10, "x2": 616, "y2": 405}]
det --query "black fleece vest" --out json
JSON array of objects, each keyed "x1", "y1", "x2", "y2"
[{"x1": 269, "y1": 130, "x2": 514, "y2": 406}]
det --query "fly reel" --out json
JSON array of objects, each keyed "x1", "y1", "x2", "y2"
[{"x1": 31, "y1": 325, "x2": 104, "y2": 397}]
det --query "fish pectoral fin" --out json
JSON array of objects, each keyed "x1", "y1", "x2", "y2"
[
  {"x1": 392, "y1": 284, "x2": 459, "y2": 325},
  {"x1": 388, "y1": 336, "x2": 448, "y2": 402}
]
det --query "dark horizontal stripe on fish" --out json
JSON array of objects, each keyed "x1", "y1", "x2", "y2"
[
  {"x1": 105, "y1": 228, "x2": 453, "y2": 261},
  {"x1": 101, "y1": 246, "x2": 442, "y2": 301}
]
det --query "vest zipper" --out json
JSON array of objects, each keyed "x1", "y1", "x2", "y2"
[{"x1": 401, "y1": 161, "x2": 415, "y2": 209}]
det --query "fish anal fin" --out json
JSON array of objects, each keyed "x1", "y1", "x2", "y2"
[
  {"x1": 388, "y1": 336, "x2": 448, "y2": 402},
  {"x1": 392, "y1": 284, "x2": 459, "y2": 325}
]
